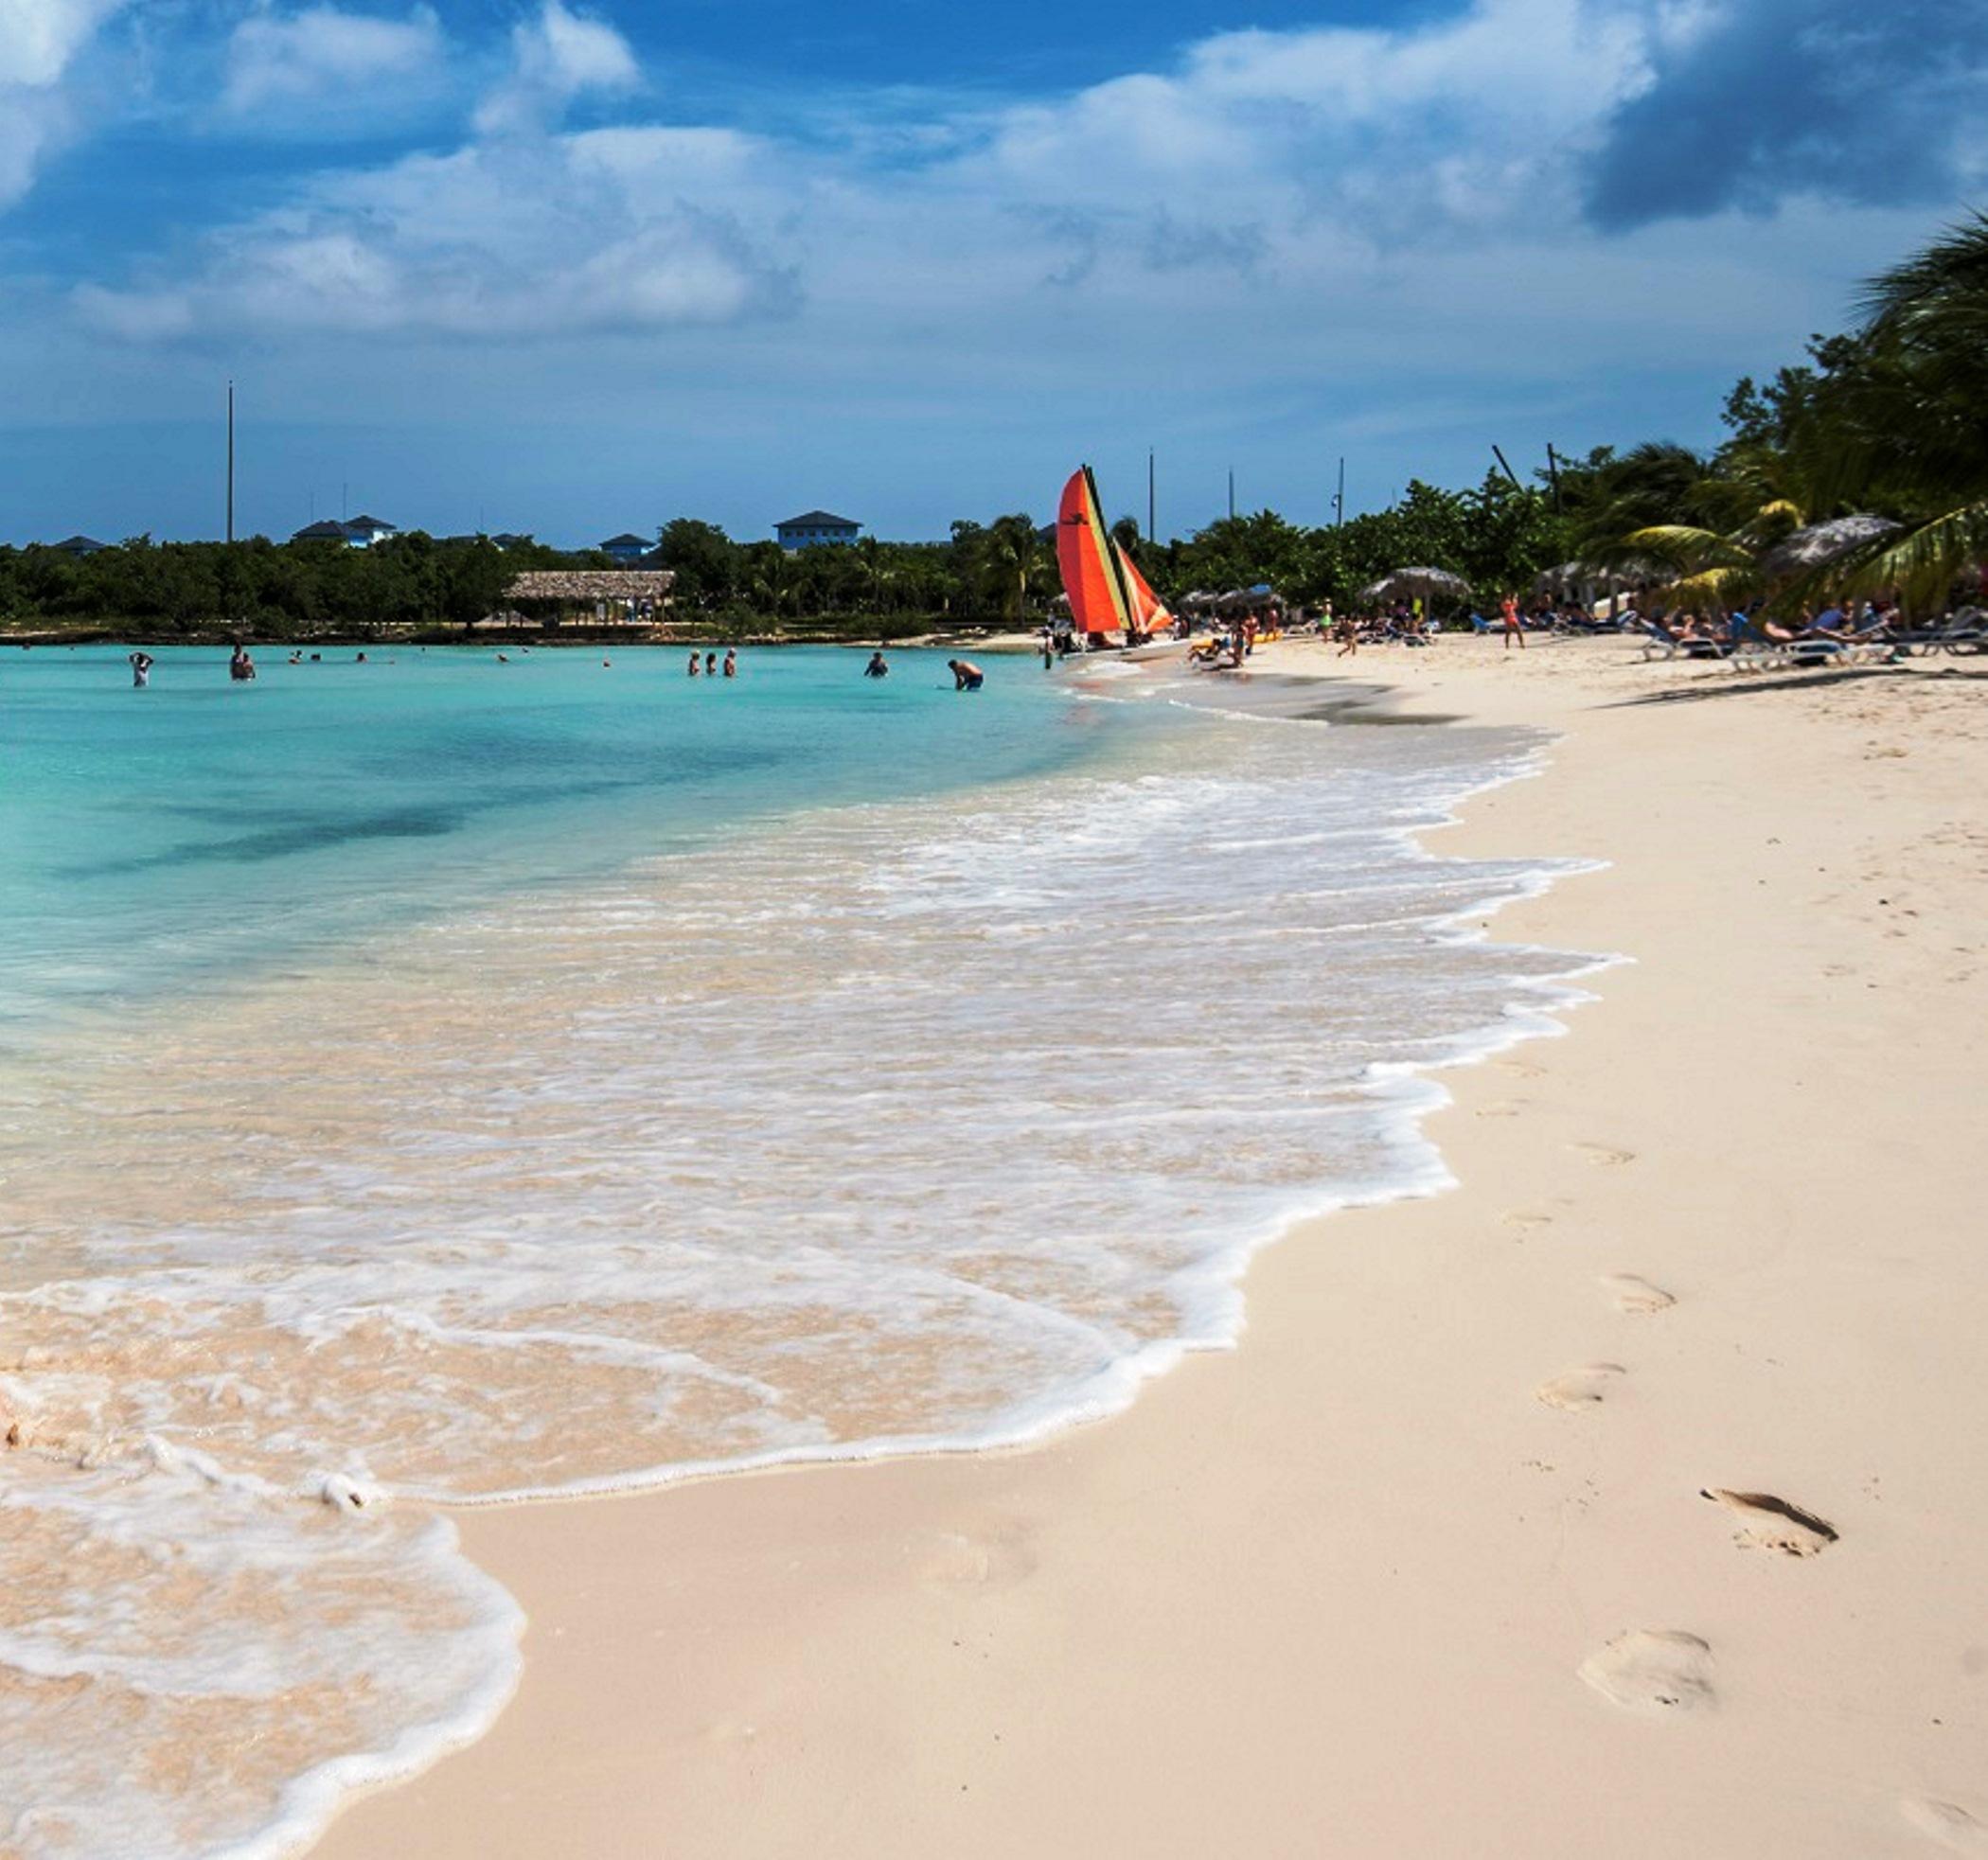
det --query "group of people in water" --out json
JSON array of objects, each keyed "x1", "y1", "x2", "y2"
[{"x1": 114, "y1": 641, "x2": 1003, "y2": 692}]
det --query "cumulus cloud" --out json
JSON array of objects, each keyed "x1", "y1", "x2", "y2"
[
  {"x1": 63, "y1": 0, "x2": 1981, "y2": 376},
  {"x1": 78, "y1": 127, "x2": 796, "y2": 340},
  {"x1": 222, "y1": 6, "x2": 447, "y2": 116},
  {"x1": 1584, "y1": 0, "x2": 1988, "y2": 226},
  {"x1": 0, "y1": 0, "x2": 129, "y2": 207},
  {"x1": 474, "y1": 0, "x2": 639, "y2": 136}
]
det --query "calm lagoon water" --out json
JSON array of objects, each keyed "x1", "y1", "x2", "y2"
[{"x1": 0, "y1": 643, "x2": 1096, "y2": 1040}]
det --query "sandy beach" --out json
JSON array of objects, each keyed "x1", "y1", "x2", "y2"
[{"x1": 312, "y1": 636, "x2": 1988, "y2": 1859}]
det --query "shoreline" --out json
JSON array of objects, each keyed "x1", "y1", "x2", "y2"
[{"x1": 312, "y1": 637, "x2": 1988, "y2": 1858}]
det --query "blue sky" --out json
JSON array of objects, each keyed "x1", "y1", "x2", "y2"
[{"x1": 1, "y1": 0, "x2": 1983, "y2": 547}]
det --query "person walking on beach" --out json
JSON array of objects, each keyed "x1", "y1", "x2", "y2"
[
  {"x1": 128, "y1": 650, "x2": 154, "y2": 688},
  {"x1": 721, "y1": 648, "x2": 737, "y2": 679},
  {"x1": 686, "y1": 650, "x2": 701, "y2": 677},
  {"x1": 1500, "y1": 595, "x2": 1525, "y2": 650},
  {"x1": 948, "y1": 658, "x2": 984, "y2": 691},
  {"x1": 1335, "y1": 614, "x2": 1358, "y2": 659},
  {"x1": 863, "y1": 650, "x2": 889, "y2": 679}
]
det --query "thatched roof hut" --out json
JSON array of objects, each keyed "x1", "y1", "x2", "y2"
[
  {"x1": 1361, "y1": 567, "x2": 1470, "y2": 604},
  {"x1": 1756, "y1": 515, "x2": 1901, "y2": 582},
  {"x1": 505, "y1": 570, "x2": 675, "y2": 603}
]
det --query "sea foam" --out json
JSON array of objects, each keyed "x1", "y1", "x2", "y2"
[{"x1": 0, "y1": 689, "x2": 1600, "y2": 1858}]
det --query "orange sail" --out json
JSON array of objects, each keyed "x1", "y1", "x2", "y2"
[
  {"x1": 1113, "y1": 540, "x2": 1172, "y2": 636},
  {"x1": 1056, "y1": 466, "x2": 1133, "y2": 638}
]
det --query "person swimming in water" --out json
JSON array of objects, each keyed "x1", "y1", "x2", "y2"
[
  {"x1": 863, "y1": 650, "x2": 889, "y2": 678},
  {"x1": 128, "y1": 650, "x2": 153, "y2": 688},
  {"x1": 948, "y1": 658, "x2": 984, "y2": 691}
]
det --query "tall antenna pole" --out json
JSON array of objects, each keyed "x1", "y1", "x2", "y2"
[
  {"x1": 1147, "y1": 449, "x2": 1155, "y2": 542},
  {"x1": 1333, "y1": 455, "x2": 1345, "y2": 528},
  {"x1": 225, "y1": 380, "x2": 235, "y2": 544},
  {"x1": 1227, "y1": 469, "x2": 1234, "y2": 522}
]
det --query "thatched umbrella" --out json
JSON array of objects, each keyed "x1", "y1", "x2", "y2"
[
  {"x1": 1756, "y1": 515, "x2": 1901, "y2": 582},
  {"x1": 1361, "y1": 567, "x2": 1470, "y2": 605}
]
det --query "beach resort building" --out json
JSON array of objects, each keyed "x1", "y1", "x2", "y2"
[
  {"x1": 46, "y1": 535, "x2": 109, "y2": 557},
  {"x1": 775, "y1": 510, "x2": 861, "y2": 550},
  {"x1": 291, "y1": 515, "x2": 399, "y2": 548},
  {"x1": 598, "y1": 533, "x2": 655, "y2": 563}
]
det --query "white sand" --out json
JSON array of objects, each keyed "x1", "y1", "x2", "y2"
[{"x1": 313, "y1": 637, "x2": 1988, "y2": 1858}]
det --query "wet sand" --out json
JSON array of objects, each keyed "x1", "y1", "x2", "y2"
[{"x1": 313, "y1": 635, "x2": 1988, "y2": 1859}]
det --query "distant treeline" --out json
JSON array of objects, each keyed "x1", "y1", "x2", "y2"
[{"x1": 0, "y1": 487, "x2": 1576, "y2": 639}]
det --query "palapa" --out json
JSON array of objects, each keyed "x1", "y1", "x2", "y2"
[
  {"x1": 1360, "y1": 567, "x2": 1470, "y2": 604},
  {"x1": 1756, "y1": 515, "x2": 1901, "y2": 581},
  {"x1": 506, "y1": 570, "x2": 676, "y2": 601}
]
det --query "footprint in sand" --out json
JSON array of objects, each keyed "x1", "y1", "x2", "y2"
[
  {"x1": 1902, "y1": 1799, "x2": 1988, "y2": 1852},
  {"x1": 1536, "y1": 1363, "x2": 1625, "y2": 1409},
  {"x1": 1700, "y1": 1488, "x2": 1838, "y2": 1556},
  {"x1": 1571, "y1": 1143, "x2": 1637, "y2": 1167},
  {"x1": 914, "y1": 1525, "x2": 1036, "y2": 1590},
  {"x1": 1579, "y1": 1629, "x2": 1715, "y2": 1716},
  {"x1": 1601, "y1": 1273, "x2": 1676, "y2": 1315}
]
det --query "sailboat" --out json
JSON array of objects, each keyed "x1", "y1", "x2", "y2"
[{"x1": 1056, "y1": 466, "x2": 1175, "y2": 648}]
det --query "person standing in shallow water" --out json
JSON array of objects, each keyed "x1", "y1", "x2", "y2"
[
  {"x1": 704, "y1": 651, "x2": 718, "y2": 677},
  {"x1": 128, "y1": 650, "x2": 153, "y2": 688},
  {"x1": 948, "y1": 658, "x2": 984, "y2": 691},
  {"x1": 722, "y1": 649, "x2": 737, "y2": 679},
  {"x1": 229, "y1": 643, "x2": 257, "y2": 682},
  {"x1": 686, "y1": 650, "x2": 701, "y2": 677},
  {"x1": 863, "y1": 650, "x2": 889, "y2": 679}
]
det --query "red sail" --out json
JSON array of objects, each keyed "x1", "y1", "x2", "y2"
[
  {"x1": 1114, "y1": 541, "x2": 1172, "y2": 636},
  {"x1": 1056, "y1": 467, "x2": 1132, "y2": 637}
]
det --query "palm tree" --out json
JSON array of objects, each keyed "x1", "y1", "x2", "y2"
[
  {"x1": 1799, "y1": 213, "x2": 1988, "y2": 609},
  {"x1": 852, "y1": 534, "x2": 893, "y2": 614},
  {"x1": 978, "y1": 514, "x2": 1050, "y2": 623}
]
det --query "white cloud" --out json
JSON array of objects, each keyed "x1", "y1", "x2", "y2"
[
  {"x1": 0, "y1": 0, "x2": 129, "y2": 207},
  {"x1": 474, "y1": 0, "x2": 638, "y2": 136},
  {"x1": 222, "y1": 6, "x2": 446, "y2": 115},
  {"x1": 78, "y1": 126, "x2": 793, "y2": 339},
  {"x1": 61, "y1": 0, "x2": 1955, "y2": 485},
  {"x1": 0, "y1": 0, "x2": 122, "y2": 86}
]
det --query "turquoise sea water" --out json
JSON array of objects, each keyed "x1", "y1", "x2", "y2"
[
  {"x1": 0, "y1": 643, "x2": 1101, "y2": 1039},
  {"x1": 0, "y1": 641, "x2": 1602, "y2": 1860}
]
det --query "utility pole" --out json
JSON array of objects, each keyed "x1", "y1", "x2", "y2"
[
  {"x1": 1227, "y1": 469, "x2": 1234, "y2": 522},
  {"x1": 1147, "y1": 449, "x2": 1156, "y2": 542},
  {"x1": 225, "y1": 380, "x2": 235, "y2": 544},
  {"x1": 1490, "y1": 444, "x2": 1522, "y2": 490},
  {"x1": 1332, "y1": 455, "x2": 1345, "y2": 528},
  {"x1": 1545, "y1": 442, "x2": 1563, "y2": 512}
]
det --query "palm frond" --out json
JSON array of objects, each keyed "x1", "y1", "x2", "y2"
[
  {"x1": 1831, "y1": 500, "x2": 1988, "y2": 611},
  {"x1": 1616, "y1": 525, "x2": 1751, "y2": 572}
]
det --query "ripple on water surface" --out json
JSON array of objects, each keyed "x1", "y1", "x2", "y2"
[{"x1": 0, "y1": 693, "x2": 1600, "y2": 1859}]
